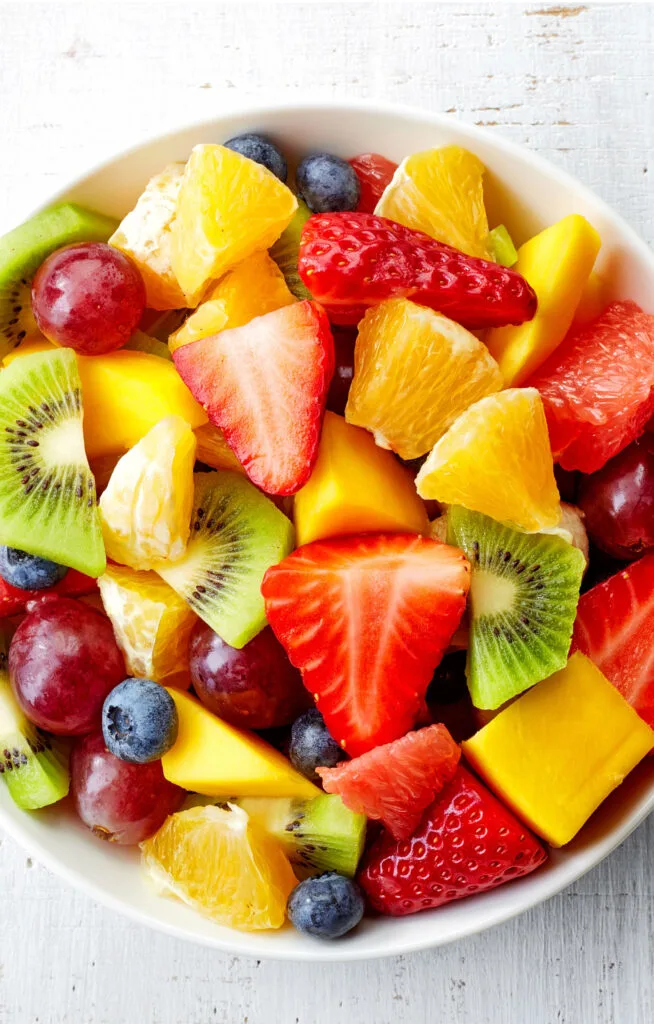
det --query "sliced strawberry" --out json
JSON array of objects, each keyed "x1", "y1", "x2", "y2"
[
  {"x1": 0, "y1": 569, "x2": 97, "y2": 618},
  {"x1": 358, "y1": 765, "x2": 547, "y2": 916},
  {"x1": 262, "y1": 534, "x2": 470, "y2": 756},
  {"x1": 172, "y1": 301, "x2": 334, "y2": 495},
  {"x1": 571, "y1": 553, "x2": 654, "y2": 731},
  {"x1": 317, "y1": 723, "x2": 460, "y2": 839},
  {"x1": 348, "y1": 154, "x2": 398, "y2": 214},
  {"x1": 298, "y1": 212, "x2": 537, "y2": 329}
]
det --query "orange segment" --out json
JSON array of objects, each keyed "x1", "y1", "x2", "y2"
[
  {"x1": 98, "y1": 564, "x2": 196, "y2": 689},
  {"x1": 141, "y1": 804, "x2": 296, "y2": 930},
  {"x1": 170, "y1": 144, "x2": 297, "y2": 307},
  {"x1": 193, "y1": 422, "x2": 244, "y2": 473},
  {"x1": 416, "y1": 388, "x2": 560, "y2": 532},
  {"x1": 169, "y1": 251, "x2": 295, "y2": 353},
  {"x1": 375, "y1": 146, "x2": 491, "y2": 259},
  {"x1": 345, "y1": 298, "x2": 503, "y2": 460}
]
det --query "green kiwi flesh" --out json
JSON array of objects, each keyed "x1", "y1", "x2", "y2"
[
  {"x1": 0, "y1": 203, "x2": 118, "y2": 359},
  {"x1": 0, "y1": 633, "x2": 69, "y2": 809},
  {"x1": 0, "y1": 348, "x2": 106, "y2": 577},
  {"x1": 447, "y1": 505, "x2": 585, "y2": 710},
  {"x1": 269, "y1": 200, "x2": 313, "y2": 300},
  {"x1": 125, "y1": 330, "x2": 173, "y2": 361},
  {"x1": 155, "y1": 471, "x2": 294, "y2": 649},
  {"x1": 237, "y1": 794, "x2": 367, "y2": 878}
]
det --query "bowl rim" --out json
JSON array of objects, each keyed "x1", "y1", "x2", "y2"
[{"x1": 2, "y1": 96, "x2": 653, "y2": 962}]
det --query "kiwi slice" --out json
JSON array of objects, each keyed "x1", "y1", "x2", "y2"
[
  {"x1": 0, "y1": 632, "x2": 69, "y2": 809},
  {"x1": 156, "y1": 470, "x2": 294, "y2": 649},
  {"x1": 488, "y1": 224, "x2": 518, "y2": 267},
  {"x1": 0, "y1": 348, "x2": 106, "y2": 577},
  {"x1": 447, "y1": 505, "x2": 585, "y2": 710},
  {"x1": 0, "y1": 203, "x2": 118, "y2": 360},
  {"x1": 270, "y1": 200, "x2": 313, "y2": 300},
  {"x1": 237, "y1": 794, "x2": 366, "y2": 878}
]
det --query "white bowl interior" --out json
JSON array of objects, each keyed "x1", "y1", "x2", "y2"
[{"x1": 2, "y1": 101, "x2": 653, "y2": 961}]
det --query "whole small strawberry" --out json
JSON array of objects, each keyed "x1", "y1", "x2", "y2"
[
  {"x1": 358, "y1": 766, "x2": 546, "y2": 915},
  {"x1": 298, "y1": 212, "x2": 537, "y2": 328}
]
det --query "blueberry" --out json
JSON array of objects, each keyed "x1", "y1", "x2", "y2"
[
  {"x1": 289, "y1": 709, "x2": 346, "y2": 782},
  {"x1": 224, "y1": 133, "x2": 287, "y2": 182},
  {"x1": 102, "y1": 678, "x2": 178, "y2": 764},
  {"x1": 0, "y1": 546, "x2": 68, "y2": 591},
  {"x1": 287, "y1": 872, "x2": 365, "y2": 939},
  {"x1": 296, "y1": 153, "x2": 360, "y2": 213}
]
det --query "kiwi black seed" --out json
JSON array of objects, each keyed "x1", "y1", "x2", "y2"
[
  {"x1": 156, "y1": 471, "x2": 294, "y2": 649},
  {"x1": 447, "y1": 505, "x2": 585, "y2": 711},
  {"x1": 0, "y1": 202, "x2": 118, "y2": 360},
  {"x1": 0, "y1": 348, "x2": 106, "y2": 577}
]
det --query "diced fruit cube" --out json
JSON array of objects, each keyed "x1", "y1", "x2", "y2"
[
  {"x1": 375, "y1": 146, "x2": 491, "y2": 259},
  {"x1": 109, "y1": 163, "x2": 187, "y2": 310},
  {"x1": 462, "y1": 652, "x2": 654, "y2": 846},
  {"x1": 529, "y1": 301, "x2": 654, "y2": 473},
  {"x1": 161, "y1": 687, "x2": 319, "y2": 798},
  {"x1": 486, "y1": 215, "x2": 600, "y2": 386},
  {"x1": 572, "y1": 271, "x2": 605, "y2": 326},
  {"x1": 170, "y1": 144, "x2": 297, "y2": 306},
  {"x1": 417, "y1": 389, "x2": 561, "y2": 532},
  {"x1": 169, "y1": 251, "x2": 295, "y2": 353},
  {"x1": 345, "y1": 298, "x2": 502, "y2": 460},
  {"x1": 99, "y1": 415, "x2": 196, "y2": 570},
  {"x1": 173, "y1": 301, "x2": 334, "y2": 495},
  {"x1": 348, "y1": 153, "x2": 398, "y2": 214},
  {"x1": 293, "y1": 411, "x2": 428, "y2": 546},
  {"x1": 98, "y1": 564, "x2": 197, "y2": 689}
]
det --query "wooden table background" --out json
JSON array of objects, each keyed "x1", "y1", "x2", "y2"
[{"x1": 0, "y1": 3, "x2": 652, "y2": 1021}]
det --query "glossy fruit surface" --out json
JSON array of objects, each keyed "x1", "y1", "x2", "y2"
[
  {"x1": 289, "y1": 708, "x2": 346, "y2": 783},
  {"x1": 359, "y1": 766, "x2": 546, "y2": 915},
  {"x1": 32, "y1": 242, "x2": 145, "y2": 354},
  {"x1": 9, "y1": 596, "x2": 126, "y2": 735},
  {"x1": 102, "y1": 678, "x2": 178, "y2": 763},
  {"x1": 578, "y1": 435, "x2": 654, "y2": 559},
  {"x1": 296, "y1": 153, "x2": 360, "y2": 213},
  {"x1": 0, "y1": 547, "x2": 67, "y2": 591},
  {"x1": 0, "y1": 567, "x2": 96, "y2": 617},
  {"x1": 224, "y1": 133, "x2": 287, "y2": 181},
  {"x1": 71, "y1": 730, "x2": 183, "y2": 844},
  {"x1": 287, "y1": 872, "x2": 365, "y2": 939},
  {"x1": 348, "y1": 153, "x2": 398, "y2": 214},
  {"x1": 189, "y1": 622, "x2": 309, "y2": 730}
]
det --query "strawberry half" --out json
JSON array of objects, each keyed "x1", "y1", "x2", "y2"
[
  {"x1": 298, "y1": 212, "x2": 537, "y2": 328},
  {"x1": 571, "y1": 553, "x2": 654, "y2": 731},
  {"x1": 348, "y1": 154, "x2": 398, "y2": 213},
  {"x1": 173, "y1": 301, "x2": 334, "y2": 495},
  {"x1": 0, "y1": 569, "x2": 97, "y2": 618},
  {"x1": 358, "y1": 765, "x2": 547, "y2": 916},
  {"x1": 317, "y1": 723, "x2": 461, "y2": 839},
  {"x1": 262, "y1": 534, "x2": 470, "y2": 756}
]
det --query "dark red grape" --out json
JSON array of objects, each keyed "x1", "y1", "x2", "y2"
[
  {"x1": 71, "y1": 731, "x2": 183, "y2": 845},
  {"x1": 326, "y1": 326, "x2": 357, "y2": 416},
  {"x1": 9, "y1": 595, "x2": 126, "y2": 735},
  {"x1": 554, "y1": 464, "x2": 580, "y2": 503},
  {"x1": 189, "y1": 623, "x2": 310, "y2": 730},
  {"x1": 578, "y1": 434, "x2": 654, "y2": 560},
  {"x1": 32, "y1": 242, "x2": 145, "y2": 355}
]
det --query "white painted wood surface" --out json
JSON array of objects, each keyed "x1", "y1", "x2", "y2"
[{"x1": 0, "y1": 2, "x2": 653, "y2": 1021}]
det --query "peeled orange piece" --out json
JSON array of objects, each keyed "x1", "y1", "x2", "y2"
[
  {"x1": 141, "y1": 803, "x2": 296, "y2": 930},
  {"x1": 110, "y1": 164, "x2": 187, "y2": 310},
  {"x1": 345, "y1": 298, "x2": 503, "y2": 460},
  {"x1": 98, "y1": 564, "x2": 196, "y2": 689},
  {"x1": 170, "y1": 144, "x2": 297, "y2": 307},
  {"x1": 375, "y1": 146, "x2": 491, "y2": 259},
  {"x1": 193, "y1": 422, "x2": 244, "y2": 473},
  {"x1": 99, "y1": 415, "x2": 196, "y2": 570},
  {"x1": 416, "y1": 389, "x2": 561, "y2": 532},
  {"x1": 169, "y1": 251, "x2": 295, "y2": 353}
]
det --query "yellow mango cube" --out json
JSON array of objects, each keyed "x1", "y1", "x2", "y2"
[
  {"x1": 294, "y1": 412, "x2": 429, "y2": 546},
  {"x1": 486, "y1": 214, "x2": 601, "y2": 386},
  {"x1": 463, "y1": 652, "x2": 654, "y2": 846},
  {"x1": 162, "y1": 689, "x2": 320, "y2": 799}
]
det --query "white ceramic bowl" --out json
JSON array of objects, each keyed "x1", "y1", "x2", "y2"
[{"x1": 2, "y1": 100, "x2": 652, "y2": 962}]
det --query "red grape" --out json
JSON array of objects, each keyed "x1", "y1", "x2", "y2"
[
  {"x1": 578, "y1": 434, "x2": 654, "y2": 560},
  {"x1": 9, "y1": 595, "x2": 126, "y2": 735},
  {"x1": 326, "y1": 326, "x2": 356, "y2": 417},
  {"x1": 32, "y1": 242, "x2": 145, "y2": 355},
  {"x1": 71, "y1": 731, "x2": 183, "y2": 845},
  {"x1": 189, "y1": 623, "x2": 310, "y2": 730}
]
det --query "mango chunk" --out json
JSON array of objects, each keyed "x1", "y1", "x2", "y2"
[
  {"x1": 463, "y1": 652, "x2": 654, "y2": 846},
  {"x1": 294, "y1": 412, "x2": 429, "y2": 546},
  {"x1": 162, "y1": 688, "x2": 320, "y2": 799},
  {"x1": 572, "y1": 271, "x2": 606, "y2": 327},
  {"x1": 486, "y1": 214, "x2": 601, "y2": 386}
]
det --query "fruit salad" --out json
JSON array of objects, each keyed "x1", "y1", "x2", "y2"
[{"x1": 0, "y1": 131, "x2": 653, "y2": 942}]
